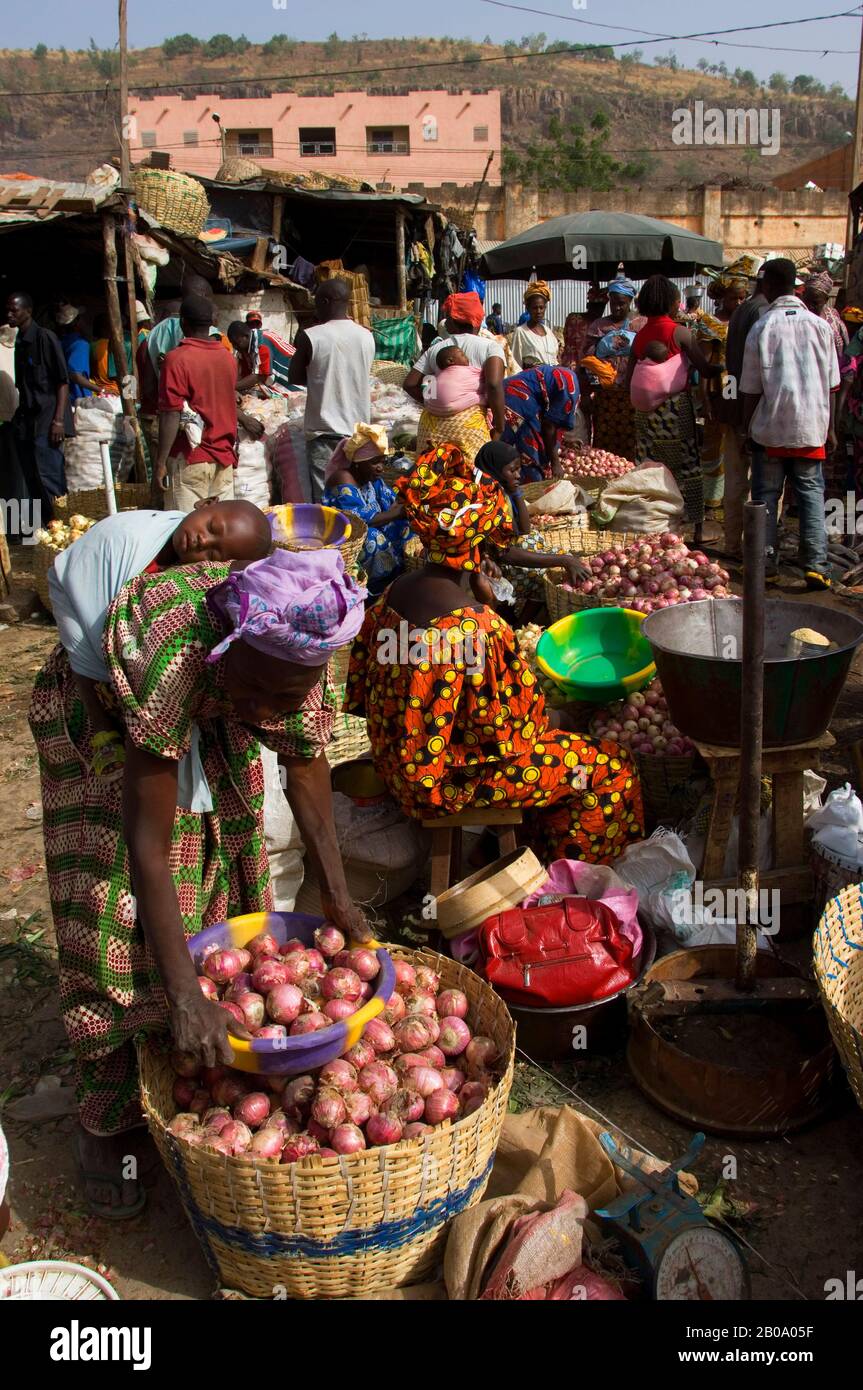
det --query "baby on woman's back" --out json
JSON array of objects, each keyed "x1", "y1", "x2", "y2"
[{"x1": 423, "y1": 343, "x2": 486, "y2": 416}]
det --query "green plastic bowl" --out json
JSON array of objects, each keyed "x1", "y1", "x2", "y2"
[{"x1": 536, "y1": 607, "x2": 656, "y2": 703}]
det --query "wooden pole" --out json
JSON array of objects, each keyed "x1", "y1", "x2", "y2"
[
  {"x1": 470, "y1": 151, "x2": 495, "y2": 232},
  {"x1": 118, "y1": 0, "x2": 130, "y2": 187},
  {"x1": 121, "y1": 214, "x2": 148, "y2": 483},
  {"x1": 395, "y1": 205, "x2": 407, "y2": 313},
  {"x1": 102, "y1": 209, "x2": 147, "y2": 484},
  {"x1": 736, "y1": 501, "x2": 766, "y2": 991}
]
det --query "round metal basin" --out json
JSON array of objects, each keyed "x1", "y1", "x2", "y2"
[{"x1": 642, "y1": 598, "x2": 863, "y2": 746}]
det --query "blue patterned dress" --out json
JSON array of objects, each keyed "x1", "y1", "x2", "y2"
[{"x1": 322, "y1": 477, "x2": 410, "y2": 593}]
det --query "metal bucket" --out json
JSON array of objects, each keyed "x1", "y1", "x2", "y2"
[{"x1": 642, "y1": 599, "x2": 863, "y2": 747}]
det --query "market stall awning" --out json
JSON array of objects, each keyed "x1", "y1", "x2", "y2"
[{"x1": 480, "y1": 211, "x2": 724, "y2": 281}]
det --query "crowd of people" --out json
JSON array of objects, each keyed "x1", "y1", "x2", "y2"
[{"x1": 1, "y1": 253, "x2": 854, "y2": 1217}]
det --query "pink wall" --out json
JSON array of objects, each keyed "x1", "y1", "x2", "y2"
[{"x1": 128, "y1": 89, "x2": 501, "y2": 187}]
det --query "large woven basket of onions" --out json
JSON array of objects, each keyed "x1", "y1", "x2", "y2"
[{"x1": 139, "y1": 945, "x2": 514, "y2": 1299}]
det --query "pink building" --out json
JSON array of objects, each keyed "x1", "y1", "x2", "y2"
[{"x1": 127, "y1": 89, "x2": 501, "y2": 188}]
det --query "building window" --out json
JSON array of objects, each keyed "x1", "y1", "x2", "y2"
[
  {"x1": 299, "y1": 127, "x2": 336, "y2": 157},
  {"x1": 141, "y1": 131, "x2": 157, "y2": 148},
  {"x1": 227, "y1": 129, "x2": 274, "y2": 158},
  {"x1": 183, "y1": 130, "x2": 198, "y2": 146},
  {"x1": 473, "y1": 125, "x2": 489, "y2": 142},
  {"x1": 366, "y1": 126, "x2": 410, "y2": 156}
]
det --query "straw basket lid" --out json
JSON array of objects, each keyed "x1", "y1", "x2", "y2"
[
  {"x1": 216, "y1": 157, "x2": 263, "y2": 182},
  {"x1": 437, "y1": 847, "x2": 547, "y2": 938}
]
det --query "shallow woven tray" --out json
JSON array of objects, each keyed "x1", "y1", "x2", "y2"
[
  {"x1": 814, "y1": 882, "x2": 863, "y2": 1111},
  {"x1": 63, "y1": 483, "x2": 151, "y2": 521},
  {"x1": 139, "y1": 945, "x2": 514, "y2": 1299}
]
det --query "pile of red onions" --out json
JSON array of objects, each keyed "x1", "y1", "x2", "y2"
[
  {"x1": 559, "y1": 445, "x2": 634, "y2": 481},
  {"x1": 558, "y1": 533, "x2": 731, "y2": 615},
  {"x1": 169, "y1": 942, "x2": 499, "y2": 1162},
  {"x1": 591, "y1": 677, "x2": 695, "y2": 757}
]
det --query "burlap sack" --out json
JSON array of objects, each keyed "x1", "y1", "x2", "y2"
[
  {"x1": 526, "y1": 479, "x2": 579, "y2": 516},
  {"x1": 592, "y1": 462, "x2": 684, "y2": 534}
]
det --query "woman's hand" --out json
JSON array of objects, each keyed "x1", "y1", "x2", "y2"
[
  {"x1": 480, "y1": 553, "x2": 502, "y2": 581},
  {"x1": 169, "y1": 989, "x2": 251, "y2": 1068},
  {"x1": 320, "y1": 892, "x2": 374, "y2": 944},
  {"x1": 562, "y1": 554, "x2": 590, "y2": 585}
]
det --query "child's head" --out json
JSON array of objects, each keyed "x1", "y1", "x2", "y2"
[
  {"x1": 643, "y1": 340, "x2": 671, "y2": 363},
  {"x1": 172, "y1": 500, "x2": 273, "y2": 567},
  {"x1": 435, "y1": 343, "x2": 470, "y2": 371}
]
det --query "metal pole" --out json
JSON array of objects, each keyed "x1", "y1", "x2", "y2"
[
  {"x1": 847, "y1": 14, "x2": 863, "y2": 268},
  {"x1": 737, "y1": 500, "x2": 766, "y2": 991}
]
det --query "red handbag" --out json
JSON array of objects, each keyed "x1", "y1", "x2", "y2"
[{"x1": 477, "y1": 897, "x2": 635, "y2": 1008}]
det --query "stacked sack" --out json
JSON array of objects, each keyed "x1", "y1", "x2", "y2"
[{"x1": 64, "y1": 397, "x2": 136, "y2": 489}]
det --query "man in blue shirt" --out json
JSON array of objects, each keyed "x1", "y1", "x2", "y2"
[{"x1": 55, "y1": 303, "x2": 94, "y2": 400}]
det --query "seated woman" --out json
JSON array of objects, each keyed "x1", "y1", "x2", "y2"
[
  {"x1": 322, "y1": 423, "x2": 410, "y2": 595},
  {"x1": 501, "y1": 363, "x2": 580, "y2": 481},
  {"x1": 345, "y1": 445, "x2": 643, "y2": 865},
  {"x1": 49, "y1": 500, "x2": 273, "y2": 779},
  {"x1": 475, "y1": 441, "x2": 586, "y2": 616},
  {"x1": 31, "y1": 546, "x2": 369, "y2": 1217}
]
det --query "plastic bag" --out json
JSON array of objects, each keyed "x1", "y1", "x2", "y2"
[
  {"x1": 522, "y1": 858, "x2": 642, "y2": 956},
  {"x1": 806, "y1": 782, "x2": 863, "y2": 863},
  {"x1": 526, "y1": 479, "x2": 580, "y2": 517},
  {"x1": 614, "y1": 828, "x2": 695, "y2": 932},
  {"x1": 593, "y1": 463, "x2": 685, "y2": 534},
  {"x1": 685, "y1": 811, "x2": 774, "y2": 879}
]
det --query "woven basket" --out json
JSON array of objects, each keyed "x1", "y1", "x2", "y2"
[
  {"x1": 65, "y1": 484, "x2": 151, "y2": 521},
  {"x1": 811, "y1": 840, "x2": 863, "y2": 923},
  {"x1": 568, "y1": 472, "x2": 609, "y2": 506},
  {"x1": 31, "y1": 541, "x2": 55, "y2": 613},
  {"x1": 530, "y1": 515, "x2": 592, "y2": 552},
  {"x1": 139, "y1": 945, "x2": 514, "y2": 1298},
  {"x1": 372, "y1": 360, "x2": 408, "y2": 387},
  {"x1": 133, "y1": 167, "x2": 210, "y2": 238},
  {"x1": 634, "y1": 751, "x2": 699, "y2": 829},
  {"x1": 521, "y1": 481, "x2": 553, "y2": 505},
  {"x1": 404, "y1": 536, "x2": 425, "y2": 572},
  {"x1": 814, "y1": 882, "x2": 863, "y2": 1110},
  {"x1": 216, "y1": 157, "x2": 263, "y2": 182},
  {"x1": 382, "y1": 454, "x2": 416, "y2": 489}
]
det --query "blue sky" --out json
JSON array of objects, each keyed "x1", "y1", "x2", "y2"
[{"x1": 5, "y1": 1, "x2": 861, "y2": 94}]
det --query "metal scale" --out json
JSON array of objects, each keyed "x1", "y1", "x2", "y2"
[{"x1": 596, "y1": 1132, "x2": 750, "y2": 1300}]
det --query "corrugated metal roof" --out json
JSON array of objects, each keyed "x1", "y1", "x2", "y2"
[
  {"x1": 0, "y1": 168, "x2": 122, "y2": 215},
  {"x1": 196, "y1": 175, "x2": 432, "y2": 209}
]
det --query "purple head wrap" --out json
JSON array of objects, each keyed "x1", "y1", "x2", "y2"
[{"x1": 206, "y1": 547, "x2": 367, "y2": 666}]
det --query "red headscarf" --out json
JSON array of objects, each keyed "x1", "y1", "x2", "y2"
[
  {"x1": 395, "y1": 444, "x2": 513, "y2": 571},
  {"x1": 441, "y1": 292, "x2": 485, "y2": 331}
]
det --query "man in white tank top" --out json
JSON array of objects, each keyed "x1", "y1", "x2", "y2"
[{"x1": 289, "y1": 279, "x2": 375, "y2": 501}]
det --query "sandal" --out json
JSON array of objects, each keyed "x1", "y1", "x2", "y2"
[{"x1": 76, "y1": 1133, "x2": 147, "y2": 1221}]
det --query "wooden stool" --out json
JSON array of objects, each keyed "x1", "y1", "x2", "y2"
[
  {"x1": 422, "y1": 808, "x2": 523, "y2": 898},
  {"x1": 693, "y1": 731, "x2": 834, "y2": 903}
]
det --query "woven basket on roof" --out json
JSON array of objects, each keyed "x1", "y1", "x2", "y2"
[
  {"x1": 139, "y1": 944, "x2": 514, "y2": 1299},
  {"x1": 64, "y1": 483, "x2": 151, "y2": 522},
  {"x1": 814, "y1": 883, "x2": 863, "y2": 1111},
  {"x1": 133, "y1": 167, "x2": 210, "y2": 238},
  {"x1": 216, "y1": 157, "x2": 263, "y2": 182}
]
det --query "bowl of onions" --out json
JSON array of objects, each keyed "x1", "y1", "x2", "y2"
[{"x1": 187, "y1": 911, "x2": 396, "y2": 1076}]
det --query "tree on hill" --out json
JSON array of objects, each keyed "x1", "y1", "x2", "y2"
[
  {"x1": 654, "y1": 52, "x2": 679, "y2": 71},
  {"x1": 163, "y1": 34, "x2": 200, "y2": 59},
  {"x1": 503, "y1": 110, "x2": 648, "y2": 190},
  {"x1": 203, "y1": 35, "x2": 238, "y2": 58},
  {"x1": 263, "y1": 35, "x2": 296, "y2": 56},
  {"x1": 620, "y1": 50, "x2": 643, "y2": 68},
  {"x1": 768, "y1": 72, "x2": 789, "y2": 93},
  {"x1": 791, "y1": 74, "x2": 825, "y2": 96}
]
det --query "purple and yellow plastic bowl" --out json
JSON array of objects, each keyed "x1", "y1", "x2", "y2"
[
  {"x1": 188, "y1": 910, "x2": 395, "y2": 1077},
  {"x1": 267, "y1": 504, "x2": 351, "y2": 550}
]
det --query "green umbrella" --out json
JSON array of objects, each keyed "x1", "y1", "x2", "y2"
[{"x1": 480, "y1": 211, "x2": 724, "y2": 281}]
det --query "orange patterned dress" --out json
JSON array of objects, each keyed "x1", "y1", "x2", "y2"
[{"x1": 345, "y1": 601, "x2": 643, "y2": 864}]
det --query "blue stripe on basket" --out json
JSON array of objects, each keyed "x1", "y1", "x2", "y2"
[{"x1": 170, "y1": 1146, "x2": 493, "y2": 1261}]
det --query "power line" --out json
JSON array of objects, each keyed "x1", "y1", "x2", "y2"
[{"x1": 0, "y1": 11, "x2": 861, "y2": 101}]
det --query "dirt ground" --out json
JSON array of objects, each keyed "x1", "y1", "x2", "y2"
[{"x1": 1, "y1": 564, "x2": 862, "y2": 1302}]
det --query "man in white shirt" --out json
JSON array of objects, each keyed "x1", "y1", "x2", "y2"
[
  {"x1": 289, "y1": 279, "x2": 375, "y2": 501},
  {"x1": 740, "y1": 258, "x2": 837, "y2": 589}
]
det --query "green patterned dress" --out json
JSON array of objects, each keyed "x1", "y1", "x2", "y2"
[{"x1": 29, "y1": 563, "x2": 336, "y2": 1136}]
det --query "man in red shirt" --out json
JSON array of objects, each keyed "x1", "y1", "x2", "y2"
[{"x1": 153, "y1": 294, "x2": 239, "y2": 510}]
